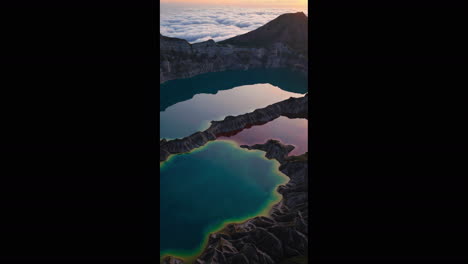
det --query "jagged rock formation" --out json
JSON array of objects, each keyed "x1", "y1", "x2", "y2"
[
  {"x1": 159, "y1": 94, "x2": 309, "y2": 264},
  {"x1": 194, "y1": 140, "x2": 308, "y2": 264},
  {"x1": 160, "y1": 12, "x2": 308, "y2": 84},
  {"x1": 159, "y1": 12, "x2": 309, "y2": 264},
  {"x1": 161, "y1": 256, "x2": 184, "y2": 264},
  {"x1": 160, "y1": 94, "x2": 308, "y2": 162},
  {"x1": 159, "y1": 131, "x2": 216, "y2": 162},
  {"x1": 241, "y1": 140, "x2": 295, "y2": 164}
]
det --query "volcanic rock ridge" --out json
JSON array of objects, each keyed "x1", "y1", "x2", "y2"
[
  {"x1": 159, "y1": 94, "x2": 308, "y2": 162},
  {"x1": 160, "y1": 12, "x2": 308, "y2": 84},
  {"x1": 162, "y1": 140, "x2": 308, "y2": 264},
  {"x1": 160, "y1": 95, "x2": 308, "y2": 263},
  {"x1": 160, "y1": 12, "x2": 308, "y2": 264}
]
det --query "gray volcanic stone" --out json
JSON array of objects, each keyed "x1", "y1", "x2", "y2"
[
  {"x1": 189, "y1": 140, "x2": 308, "y2": 264},
  {"x1": 159, "y1": 12, "x2": 309, "y2": 259},
  {"x1": 220, "y1": 12, "x2": 308, "y2": 57},
  {"x1": 240, "y1": 139, "x2": 294, "y2": 163},
  {"x1": 160, "y1": 13, "x2": 307, "y2": 84},
  {"x1": 161, "y1": 139, "x2": 308, "y2": 264},
  {"x1": 161, "y1": 256, "x2": 184, "y2": 264},
  {"x1": 159, "y1": 94, "x2": 308, "y2": 162}
]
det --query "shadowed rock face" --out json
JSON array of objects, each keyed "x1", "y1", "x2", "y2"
[
  {"x1": 159, "y1": 94, "x2": 308, "y2": 162},
  {"x1": 161, "y1": 142, "x2": 308, "y2": 264},
  {"x1": 159, "y1": 98, "x2": 308, "y2": 263},
  {"x1": 241, "y1": 140, "x2": 295, "y2": 164},
  {"x1": 160, "y1": 13, "x2": 308, "y2": 84},
  {"x1": 220, "y1": 12, "x2": 308, "y2": 56},
  {"x1": 161, "y1": 256, "x2": 184, "y2": 264},
  {"x1": 194, "y1": 140, "x2": 308, "y2": 264},
  {"x1": 160, "y1": 12, "x2": 308, "y2": 264}
]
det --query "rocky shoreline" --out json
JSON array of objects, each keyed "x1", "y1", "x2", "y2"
[
  {"x1": 160, "y1": 95, "x2": 308, "y2": 264},
  {"x1": 160, "y1": 11, "x2": 308, "y2": 264},
  {"x1": 160, "y1": 94, "x2": 307, "y2": 162},
  {"x1": 162, "y1": 140, "x2": 308, "y2": 264},
  {"x1": 160, "y1": 37, "x2": 307, "y2": 84}
]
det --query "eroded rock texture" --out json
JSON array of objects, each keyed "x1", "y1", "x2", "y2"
[
  {"x1": 161, "y1": 256, "x2": 185, "y2": 264},
  {"x1": 194, "y1": 140, "x2": 308, "y2": 264},
  {"x1": 159, "y1": 94, "x2": 307, "y2": 162},
  {"x1": 159, "y1": 99, "x2": 309, "y2": 263},
  {"x1": 159, "y1": 12, "x2": 309, "y2": 264},
  {"x1": 160, "y1": 12, "x2": 307, "y2": 84}
]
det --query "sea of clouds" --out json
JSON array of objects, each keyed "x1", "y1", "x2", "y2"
[{"x1": 160, "y1": 4, "x2": 306, "y2": 43}]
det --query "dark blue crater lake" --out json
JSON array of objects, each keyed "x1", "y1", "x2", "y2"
[
  {"x1": 160, "y1": 141, "x2": 287, "y2": 261},
  {"x1": 160, "y1": 68, "x2": 308, "y2": 139}
]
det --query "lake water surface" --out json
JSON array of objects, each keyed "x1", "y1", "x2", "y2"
[
  {"x1": 160, "y1": 69, "x2": 307, "y2": 261},
  {"x1": 160, "y1": 141, "x2": 287, "y2": 260},
  {"x1": 160, "y1": 69, "x2": 308, "y2": 139},
  {"x1": 219, "y1": 116, "x2": 308, "y2": 156}
]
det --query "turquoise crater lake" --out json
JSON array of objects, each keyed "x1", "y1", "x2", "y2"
[
  {"x1": 160, "y1": 141, "x2": 287, "y2": 260},
  {"x1": 160, "y1": 69, "x2": 307, "y2": 261}
]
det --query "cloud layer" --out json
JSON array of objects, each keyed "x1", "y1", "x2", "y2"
[{"x1": 160, "y1": 5, "x2": 306, "y2": 43}]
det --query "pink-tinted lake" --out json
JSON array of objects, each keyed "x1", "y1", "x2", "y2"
[{"x1": 219, "y1": 116, "x2": 308, "y2": 156}]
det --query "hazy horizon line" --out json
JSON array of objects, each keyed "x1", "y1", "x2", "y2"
[
  {"x1": 160, "y1": 2, "x2": 307, "y2": 10},
  {"x1": 160, "y1": 4, "x2": 307, "y2": 43}
]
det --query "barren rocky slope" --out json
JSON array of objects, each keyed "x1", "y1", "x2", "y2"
[
  {"x1": 160, "y1": 95, "x2": 308, "y2": 263},
  {"x1": 220, "y1": 12, "x2": 308, "y2": 56},
  {"x1": 160, "y1": 12, "x2": 308, "y2": 84},
  {"x1": 160, "y1": 11, "x2": 308, "y2": 264},
  {"x1": 160, "y1": 94, "x2": 307, "y2": 162},
  {"x1": 162, "y1": 140, "x2": 308, "y2": 264}
]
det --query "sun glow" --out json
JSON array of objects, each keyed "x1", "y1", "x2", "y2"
[{"x1": 160, "y1": 0, "x2": 307, "y2": 10}]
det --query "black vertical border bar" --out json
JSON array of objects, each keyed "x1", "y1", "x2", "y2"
[
  {"x1": 0, "y1": 0, "x2": 159, "y2": 261},
  {"x1": 154, "y1": 0, "x2": 162, "y2": 260},
  {"x1": 309, "y1": 0, "x2": 467, "y2": 263}
]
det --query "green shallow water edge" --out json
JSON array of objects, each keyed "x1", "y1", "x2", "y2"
[{"x1": 159, "y1": 140, "x2": 289, "y2": 263}]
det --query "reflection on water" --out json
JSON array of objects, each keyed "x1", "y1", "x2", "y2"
[
  {"x1": 160, "y1": 68, "x2": 308, "y2": 140},
  {"x1": 219, "y1": 116, "x2": 308, "y2": 156},
  {"x1": 160, "y1": 141, "x2": 286, "y2": 257},
  {"x1": 161, "y1": 83, "x2": 305, "y2": 139},
  {"x1": 160, "y1": 68, "x2": 308, "y2": 111},
  {"x1": 159, "y1": 69, "x2": 308, "y2": 260}
]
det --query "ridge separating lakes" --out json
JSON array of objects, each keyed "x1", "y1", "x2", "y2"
[
  {"x1": 160, "y1": 140, "x2": 289, "y2": 263},
  {"x1": 159, "y1": 68, "x2": 308, "y2": 262},
  {"x1": 218, "y1": 115, "x2": 307, "y2": 156},
  {"x1": 160, "y1": 68, "x2": 308, "y2": 140}
]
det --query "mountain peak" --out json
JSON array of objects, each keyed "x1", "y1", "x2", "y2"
[
  {"x1": 280, "y1": 11, "x2": 306, "y2": 18},
  {"x1": 219, "y1": 12, "x2": 308, "y2": 55}
]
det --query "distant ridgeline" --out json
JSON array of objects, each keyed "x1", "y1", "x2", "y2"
[{"x1": 160, "y1": 12, "x2": 308, "y2": 84}]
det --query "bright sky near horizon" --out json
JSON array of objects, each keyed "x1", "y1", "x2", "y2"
[
  {"x1": 160, "y1": 5, "x2": 306, "y2": 43},
  {"x1": 160, "y1": 0, "x2": 307, "y2": 9}
]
